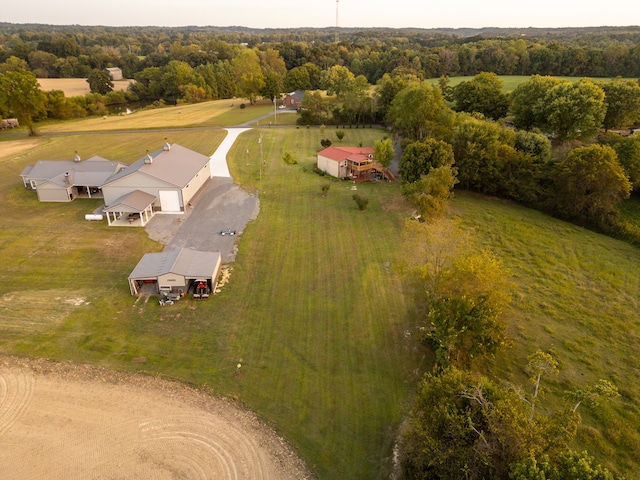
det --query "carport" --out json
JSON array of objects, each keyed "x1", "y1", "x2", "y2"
[
  {"x1": 104, "y1": 190, "x2": 156, "y2": 226},
  {"x1": 128, "y1": 248, "x2": 221, "y2": 296}
]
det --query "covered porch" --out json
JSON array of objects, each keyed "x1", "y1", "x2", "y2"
[{"x1": 104, "y1": 190, "x2": 156, "y2": 227}]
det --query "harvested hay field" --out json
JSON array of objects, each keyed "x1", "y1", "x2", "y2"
[
  {"x1": 0, "y1": 356, "x2": 312, "y2": 479},
  {"x1": 37, "y1": 78, "x2": 134, "y2": 97}
]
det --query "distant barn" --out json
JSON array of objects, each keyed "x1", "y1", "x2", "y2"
[{"x1": 106, "y1": 67, "x2": 123, "y2": 81}]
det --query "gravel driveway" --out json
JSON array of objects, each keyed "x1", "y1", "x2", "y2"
[{"x1": 144, "y1": 128, "x2": 259, "y2": 262}]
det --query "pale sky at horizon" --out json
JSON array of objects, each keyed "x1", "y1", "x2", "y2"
[{"x1": 3, "y1": 1, "x2": 640, "y2": 30}]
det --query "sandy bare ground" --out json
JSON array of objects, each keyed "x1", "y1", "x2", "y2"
[{"x1": 0, "y1": 356, "x2": 312, "y2": 480}]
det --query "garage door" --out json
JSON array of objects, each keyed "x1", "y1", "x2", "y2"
[{"x1": 159, "y1": 190, "x2": 181, "y2": 212}]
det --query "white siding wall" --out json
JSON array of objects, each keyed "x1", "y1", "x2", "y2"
[
  {"x1": 181, "y1": 163, "x2": 211, "y2": 204},
  {"x1": 317, "y1": 155, "x2": 340, "y2": 178}
]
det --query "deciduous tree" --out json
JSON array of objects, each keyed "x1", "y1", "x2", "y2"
[
  {"x1": 542, "y1": 79, "x2": 606, "y2": 141},
  {"x1": 0, "y1": 66, "x2": 46, "y2": 135},
  {"x1": 553, "y1": 144, "x2": 631, "y2": 224},
  {"x1": 87, "y1": 68, "x2": 114, "y2": 94},
  {"x1": 388, "y1": 82, "x2": 455, "y2": 142},
  {"x1": 453, "y1": 71, "x2": 510, "y2": 120},
  {"x1": 601, "y1": 78, "x2": 640, "y2": 130},
  {"x1": 373, "y1": 137, "x2": 394, "y2": 168},
  {"x1": 399, "y1": 138, "x2": 455, "y2": 183}
]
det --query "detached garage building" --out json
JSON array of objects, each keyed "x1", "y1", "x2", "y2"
[{"x1": 128, "y1": 248, "x2": 221, "y2": 296}]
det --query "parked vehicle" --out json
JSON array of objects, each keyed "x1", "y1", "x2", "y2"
[{"x1": 219, "y1": 228, "x2": 236, "y2": 235}]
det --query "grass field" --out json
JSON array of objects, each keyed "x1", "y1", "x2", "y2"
[
  {"x1": 37, "y1": 77, "x2": 133, "y2": 97},
  {"x1": 426, "y1": 75, "x2": 639, "y2": 92},
  {"x1": 39, "y1": 98, "x2": 275, "y2": 132},
  {"x1": 1, "y1": 111, "x2": 640, "y2": 477}
]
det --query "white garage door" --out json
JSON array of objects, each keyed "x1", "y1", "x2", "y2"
[{"x1": 159, "y1": 190, "x2": 181, "y2": 212}]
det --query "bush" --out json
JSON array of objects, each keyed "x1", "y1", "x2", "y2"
[
  {"x1": 240, "y1": 103, "x2": 246, "y2": 109},
  {"x1": 320, "y1": 138, "x2": 332, "y2": 148},
  {"x1": 352, "y1": 193, "x2": 369, "y2": 211},
  {"x1": 282, "y1": 151, "x2": 297, "y2": 165},
  {"x1": 321, "y1": 183, "x2": 331, "y2": 197},
  {"x1": 336, "y1": 130, "x2": 345, "y2": 141}
]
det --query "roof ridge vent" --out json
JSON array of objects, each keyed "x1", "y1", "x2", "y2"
[
  {"x1": 163, "y1": 138, "x2": 171, "y2": 151},
  {"x1": 145, "y1": 150, "x2": 153, "y2": 164},
  {"x1": 73, "y1": 151, "x2": 81, "y2": 162}
]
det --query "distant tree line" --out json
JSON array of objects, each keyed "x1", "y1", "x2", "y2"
[{"x1": 3, "y1": 24, "x2": 640, "y2": 86}]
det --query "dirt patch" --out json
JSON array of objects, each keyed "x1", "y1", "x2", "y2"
[
  {"x1": 0, "y1": 356, "x2": 313, "y2": 479},
  {"x1": 0, "y1": 139, "x2": 44, "y2": 161}
]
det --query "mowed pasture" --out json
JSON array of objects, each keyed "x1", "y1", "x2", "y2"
[
  {"x1": 427, "y1": 75, "x2": 639, "y2": 92},
  {"x1": 1, "y1": 114, "x2": 640, "y2": 477},
  {"x1": 37, "y1": 77, "x2": 133, "y2": 96},
  {"x1": 39, "y1": 98, "x2": 275, "y2": 132}
]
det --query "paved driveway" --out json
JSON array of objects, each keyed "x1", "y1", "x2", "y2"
[{"x1": 144, "y1": 128, "x2": 259, "y2": 262}]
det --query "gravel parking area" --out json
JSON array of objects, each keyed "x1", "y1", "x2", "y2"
[{"x1": 144, "y1": 128, "x2": 259, "y2": 262}]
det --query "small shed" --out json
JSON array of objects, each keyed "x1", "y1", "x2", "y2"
[{"x1": 128, "y1": 248, "x2": 222, "y2": 296}]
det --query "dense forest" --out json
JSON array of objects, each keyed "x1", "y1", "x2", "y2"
[{"x1": 2, "y1": 23, "x2": 640, "y2": 83}]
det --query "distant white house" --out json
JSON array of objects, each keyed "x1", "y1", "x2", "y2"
[{"x1": 106, "y1": 67, "x2": 123, "y2": 81}]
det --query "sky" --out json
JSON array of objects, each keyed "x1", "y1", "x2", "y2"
[{"x1": 3, "y1": 0, "x2": 640, "y2": 30}]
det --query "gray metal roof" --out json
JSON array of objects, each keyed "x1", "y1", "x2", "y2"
[
  {"x1": 104, "y1": 190, "x2": 157, "y2": 213},
  {"x1": 128, "y1": 248, "x2": 221, "y2": 280},
  {"x1": 105, "y1": 144, "x2": 210, "y2": 188},
  {"x1": 22, "y1": 156, "x2": 126, "y2": 186}
]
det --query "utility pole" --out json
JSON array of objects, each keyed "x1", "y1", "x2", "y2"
[
  {"x1": 258, "y1": 133, "x2": 264, "y2": 183},
  {"x1": 335, "y1": 0, "x2": 340, "y2": 43}
]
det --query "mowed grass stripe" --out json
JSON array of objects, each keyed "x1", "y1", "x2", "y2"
[{"x1": 213, "y1": 128, "x2": 418, "y2": 478}]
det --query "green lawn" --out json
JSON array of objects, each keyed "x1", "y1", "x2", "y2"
[{"x1": 1, "y1": 116, "x2": 640, "y2": 477}]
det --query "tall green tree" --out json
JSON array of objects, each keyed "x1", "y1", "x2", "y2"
[
  {"x1": 553, "y1": 144, "x2": 631, "y2": 224},
  {"x1": 510, "y1": 75, "x2": 563, "y2": 130},
  {"x1": 373, "y1": 137, "x2": 395, "y2": 168},
  {"x1": 399, "y1": 138, "x2": 455, "y2": 183},
  {"x1": 321, "y1": 65, "x2": 355, "y2": 98},
  {"x1": 86, "y1": 69, "x2": 114, "y2": 94},
  {"x1": 541, "y1": 79, "x2": 606, "y2": 141},
  {"x1": 388, "y1": 82, "x2": 455, "y2": 142},
  {"x1": 452, "y1": 71, "x2": 510, "y2": 120},
  {"x1": 283, "y1": 66, "x2": 312, "y2": 91},
  {"x1": 613, "y1": 133, "x2": 640, "y2": 189},
  {"x1": 231, "y1": 49, "x2": 265, "y2": 104},
  {"x1": 601, "y1": 78, "x2": 640, "y2": 130},
  {"x1": 0, "y1": 67, "x2": 46, "y2": 135}
]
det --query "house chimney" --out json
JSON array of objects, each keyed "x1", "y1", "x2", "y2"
[
  {"x1": 163, "y1": 138, "x2": 171, "y2": 151},
  {"x1": 64, "y1": 172, "x2": 71, "y2": 184},
  {"x1": 73, "y1": 151, "x2": 81, "y2": 162}
]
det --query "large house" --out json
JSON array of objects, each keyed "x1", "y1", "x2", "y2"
[
  {"x1": 22, "y1": 142, "x2": 213, "y2": 226},
  {"x1": 20, "y1": 154, "x2": 126, "y2": 203},
  {"x1": 317, "y1": 146, "x2": 395, "y2": 181},
  {"x1": 102, "y1": 142, "x2": 211, "y2": 223}
]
